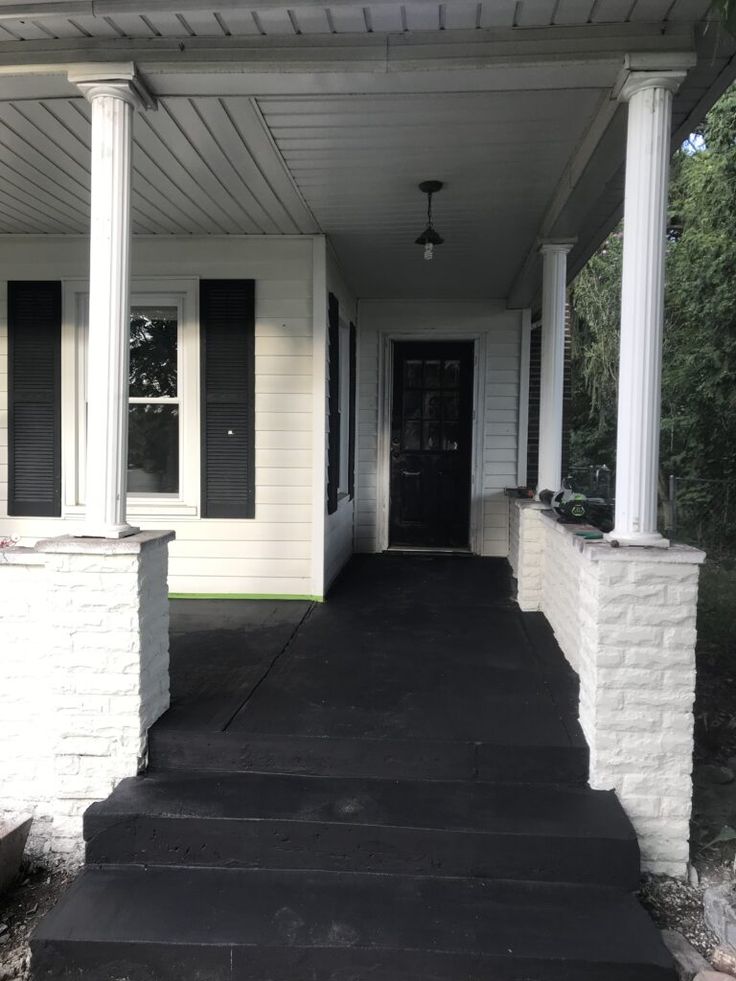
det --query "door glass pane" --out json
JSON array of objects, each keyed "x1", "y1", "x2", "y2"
[
  {"x1": 129, "y1": 306, "x2": 178, "y2": 397},
  {"x1": 443, "y1": 393, "x2": 459, "y2": 421},
  {"x1": 423, "y1": 422, "x2": 441, "y2": 450},
  {"x1": 403, "y1": 420, "x2": 421, "y2": 451},
  {"x1": 423, "y1": 392, "x2": 441, "y2": 420},
  {"x1": 442, "y1": 359, "x2": 461, "y2": 387},
  {"x1": 443, "y1": 423, "x2": 459, "y2": 451},
  {"x1": 128, "y1": 404, "x2": 179, "y2": 493},
  {"x1": 424, "y1": 360, "x2": 442, "y2": 389},
  {"x1": 404, "y1": 360, "x2": 423, "y2": 388},
  {"x1": 404, "y1": 390, "x2": 422, "y2": 420}
]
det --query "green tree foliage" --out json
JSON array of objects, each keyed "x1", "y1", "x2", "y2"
[
  {"x1": 569, "y1": 231, "x2": 621, "y2": 468},
  {"x1": 570, "y1": 84, "x2": 736, "y2": 504},
  {"x1": 664, "y1": 85, "x2": 736, "y2": 483}
]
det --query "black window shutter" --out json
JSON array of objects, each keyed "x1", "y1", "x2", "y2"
[
  {"x1": 200, "y1": 280, "x2": 255, "y2": 519},
  {"x1": 327, "y1": 292, "x2": 340, "y2": 515},
  {"x1": 526, "y1": 325, "x2": 541, "y2": 490},
  {"x1": 348, "y1": 321, "x2": 357, "y2": 501},
  {"x1": 8, "y1": 281, "x2": 61, "y2": 517}
]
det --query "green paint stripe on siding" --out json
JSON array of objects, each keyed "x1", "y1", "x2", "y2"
[{"x1": 168, "y1": 592, "x2": 323, "y2": 602}]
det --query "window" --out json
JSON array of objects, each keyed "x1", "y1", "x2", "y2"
[
  {"x1": 128, "y1": 305, "x2": 180, "y2": 494},
  {"x1": 63, "y1": 279, "x2": 199, "y2": 515}
]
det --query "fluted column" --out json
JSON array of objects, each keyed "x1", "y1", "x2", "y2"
[
  {"x1": 70, "y1": 70, "x2": 153, "y2": 537},
  {"x1": 537, "y1": 242, "x2": 573, "y2": 495},
  {"x1": 610, "y1": 71, "x2": 685, "y2": 546}
]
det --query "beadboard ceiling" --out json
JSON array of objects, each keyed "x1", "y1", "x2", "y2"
[
  {"x1": 0, "y1": 88, "x2": 605, "y2": 297},
  {"x1": 0, "y1": 0, "x2": 716, "y2": 43},
  {"x1": 0, "y1": 0, "x2": 732, "y2": 300}
]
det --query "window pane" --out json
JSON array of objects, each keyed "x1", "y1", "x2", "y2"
[
  {"x1": 403, "y1": 391, "x2": 422, "y2": 420},
  {"x1": 129, "y1": 306, "x2": 178, "y2": 397},
  {"x1": 443, "y1": 393, "x2": 459, "y2": 421},
  {"x1": 423, "y1": 392, "x2": 441, "y2": 420},
  {"x1": 423, "y1": 422, "x2": 441, "y2": 451},
  {"x1": 128, "y1": 404, "x2": 179, "y2": 493},
  {"x1": 443, "y1": 423, "x2": 459, "y2": 451},
  {"x1": 443, "y1": 359, "x2": 460, "y2": 387},
  {"x1": 404, "y1": 359, "x2": 423, "y2": 388},
  {"x1": 424, "y1": 360, "x2": 442, "y2": 388},
  {"x1": 403, "y1": 420, "x2": 421, "y2": 450}
]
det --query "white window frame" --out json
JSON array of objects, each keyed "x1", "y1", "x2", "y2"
[
  {"x1": 61, "y1": 278, "x2": 200, "y2": 517},
  {"x1": 338, "y1": 319, "x2": 351, "y2": 495}
]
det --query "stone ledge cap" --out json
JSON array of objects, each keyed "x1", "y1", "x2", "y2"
[
  {"x1": 540, "y1": 509, "x2": 705, "y2": 564},
  {"x1": 0, "y1": 546, "x2": 46, "y2": 567},
  {"x1": 586, "y1": 541, "x2": 706, "y2": 564},
  {"x1": 35, "y1": 530, "x2": 175, "y2": 555}
]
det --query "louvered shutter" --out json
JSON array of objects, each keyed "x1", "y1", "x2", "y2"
[
  {"x1": 8, "y1": 281, "x2": 61, "y2": 517},
  {"x1": 348, "y1": 321, "x2": 357, "y2": 501},
  {"x1": 200, "y1": 280, "x2": 255, "y2": 519},
  {"x1": 327, "y1": 293, "x2": 340, "y2": 515},
  {"x1": 526, "y1": 325, "x2": 541, "y2": 490}
]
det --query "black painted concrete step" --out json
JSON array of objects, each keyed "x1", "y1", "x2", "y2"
[
  {"x1": 84, "y1": 770, "x2": 639, "y2": 888},
  {"x1": 148, "y1": 728, "x2": 589, "y2": 784},
  {"x1": 32, "y1": 866, "x2": 676, "y2": 981}
]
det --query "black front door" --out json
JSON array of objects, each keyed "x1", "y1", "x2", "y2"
[{"x1": 389, "y1": 341, "x2": 474, "y2": 549}]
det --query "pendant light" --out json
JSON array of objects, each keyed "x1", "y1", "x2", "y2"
[{"x1": 415, "y1": 180, "x2": 444, "y2": 261}]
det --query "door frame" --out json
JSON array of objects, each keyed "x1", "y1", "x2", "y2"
[{"x1": 376, "y1": 332, "x2": 486, "y2": 554}]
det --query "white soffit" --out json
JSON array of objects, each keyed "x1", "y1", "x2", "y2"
[{"x1": 0, "y1": 0, "x2": 716, "y2": 42}]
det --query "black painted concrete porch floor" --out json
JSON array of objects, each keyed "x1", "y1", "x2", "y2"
[{"x1": 32, "y1": 555, "x2": 676, "y2": 980}]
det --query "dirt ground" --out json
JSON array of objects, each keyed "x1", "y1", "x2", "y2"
[{"x1": 0, "y1": 865, "x2": 73, "y2": 981}]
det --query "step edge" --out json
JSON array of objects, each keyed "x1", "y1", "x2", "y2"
[{"x1": 83, "y1": 810, "x2": 639, "y2": 842}]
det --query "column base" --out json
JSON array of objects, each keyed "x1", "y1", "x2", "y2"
[
  {"x1": 605, "y1": 529, "x2": 670, "y2": 548},
  {"x1": 76, "y1": 523, "x2": 140, "y2": 540}
]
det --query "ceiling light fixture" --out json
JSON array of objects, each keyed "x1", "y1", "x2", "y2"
[{"x1": 415, "y1": 180, "x2": 444, "y2": 261}]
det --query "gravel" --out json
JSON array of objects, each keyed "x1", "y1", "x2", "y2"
[{"x1": 0, "y1": 863, "x2": 74, "y2": 981}]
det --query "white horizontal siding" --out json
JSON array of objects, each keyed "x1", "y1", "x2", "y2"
[
  {"x1": 0, "y1": 235, "x2": 318, "y2": 597},
  {"x1": 355, "y1": 300, "x2": 520, "y2": 558}
]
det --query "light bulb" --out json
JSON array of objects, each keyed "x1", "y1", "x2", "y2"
[{"x1": 424, "y1": 242, "x2": 434, "y2": 261}]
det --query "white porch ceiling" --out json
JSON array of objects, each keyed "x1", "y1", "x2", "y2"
[
  {"x1": 0, "y1": 87, "x2": 604, "y2": 297},
  {"x1": 0, "y1": 0, "x2": 733, "y2": 302},
  {"x1": 259, "y1": 89, "x2": 603, "y2": 297},
  {"x1": 0, "y1": 0, "x2": 716, "y2": 42}
]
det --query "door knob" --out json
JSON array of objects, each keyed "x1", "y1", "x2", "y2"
[{"x1": 401, "y1": 470, "x2": 421, "y2": 477}]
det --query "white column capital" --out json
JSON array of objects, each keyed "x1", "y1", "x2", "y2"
[
  {"x1": 619, "y1": 70, "x2": 687, "y2": 102},
  {"x1": 538, "y1": 239, "x2": 576, "y2": 256},
  {"x1": 68, "y1": 64, "x2": 156, "y2": 111}
]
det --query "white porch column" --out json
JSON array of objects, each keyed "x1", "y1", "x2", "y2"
[
  {"x1": 69, "y1": 67, "x2": 154, "y2": 538},
  {"x1": 537, "y1": 241, "x2": 573, "y2": 494},
  {"x1": 611, "y1": 70, "x2": 686, "y2": 546}
]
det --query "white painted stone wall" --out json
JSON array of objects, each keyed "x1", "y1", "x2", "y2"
[
  {"x1": 508, "y1": 501, "x2": 546, "y2": 613},
  {"x1": 510, "y1": 500, "x2": 704, "y2": 877},
  {"x1": 0, "y1": 531, "x2": 172, "y2": 864}
]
